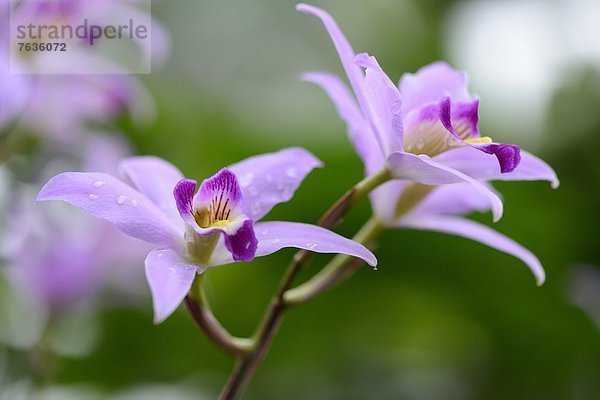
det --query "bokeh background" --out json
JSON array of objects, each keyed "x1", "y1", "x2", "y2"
[{"x1": 1, "y1": 0, "x2": 600, "y2": 399}]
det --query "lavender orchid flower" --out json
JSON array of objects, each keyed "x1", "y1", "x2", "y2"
[
  {"x1": 297, "y1": 4, "x2": 558, "y2": 284},
  {"x1": 298, "y1": 4, "x2": 557, "y2": 223},
  {"x1": 36, "y1": 148, "x2": 377, "y2": 323}
]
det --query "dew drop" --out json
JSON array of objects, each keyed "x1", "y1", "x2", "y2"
[
  {"x1": 239, "y1": 173, "x2": 254, "y2": 187},
  {"x1": 250, "y1": 203, "x2": 262, "y2": 216},
  {"x1": 285, "y1": 167, "x2": 298, "y2": 178},
  {"x1": 92, "y1": 180, "x2": 105, "y2": 188},
  {"x1": 157, "y1": 252, "x2": 165, "y2": 258},
  {"x1": 116, "y1": 195, "x2": 127, "y2": 205},
  {"x1": 306, "y1": 243, "x2": 318, "y2": 250},
  {"x1": 88, "y1": 194, "x2": 99, "y2": 200},
  {"x1": 130, "y1": 199, "x2": 138, "y2": 207},
  {"x1": 391, "y1": 100, "x2": 402, "y2": 115}
]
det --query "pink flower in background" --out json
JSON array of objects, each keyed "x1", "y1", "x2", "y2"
[
  {"x1": 0, "y1": 134, "x2": 149, "y2": 350},
  {"x1": 298, "y1": 4, "x2": 558, "y2": 284},
  {"x1": 0, "y1": 0, "x2": 169, "y2": 140},
  {"x1": 37, "y1": 148, "x2": 377, "y2": 323}
]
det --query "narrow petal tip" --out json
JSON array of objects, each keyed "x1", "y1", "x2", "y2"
[{"x1": 296, "y1": 3, "x2": 318, "y2": 14}]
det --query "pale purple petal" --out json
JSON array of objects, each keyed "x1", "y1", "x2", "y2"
[
  {"x1": 369, "y1": 180, "x2": 406, "y2": 222},
  {"x1": 228, "y1": 148, "x2": 323, "y2": 220},
  {"x1": 434, "y1": 147, "x2": 559, "y2": 188},
  {"x1": 386, "y1": 151, "x2": 504, "y2": 221},
  {"x1": 120, "y1": 156, "x2": 185, "y2": 224},
  {"x1": 36, "y1": 172, "x2": 183, "y2": 250},
  {"x1": 145, "y1": 249, "x2": 203, "y2": 324},
  {"x1": 354, "y1": 53, "x2": 403, "y2": 156},
  {"x1": 398, "y1": 215, "x2": 545, "y2": 285},
  {"x1": 405, "y1": 182, "x2": 501, "y2": 218},
  {"x1": 399, "y1": 61, "x2": 471, "y2": 116},
  {"x1": 254, "y1": 221, "x2": 377, "y2": 267},
  {"x1": 301, "y1": 72, "x2": 383, "y2": 173},
  {"x1": 223, "y1": 220, "x2": 258, "y2": 262},
  {"x1": 296, "y1": 4, "x2": 370, "y2": 121}
]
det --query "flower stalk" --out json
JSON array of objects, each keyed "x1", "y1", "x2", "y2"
[
  {"x1": 284, "y1": 216, "x2": 384, "y2": 306},
  {"x1": 219, "y1": 169, "x2": 391, "y2": 400},
  {"x1": 184, "y1": 277, "x2": 254, "y2": 357}
]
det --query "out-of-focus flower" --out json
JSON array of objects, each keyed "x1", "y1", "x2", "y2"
[
  {"x1": 298, "y1": 4, "x2": 558, "y2": 284},
  {"x1": 37, "y1": 148, "x2": 377, "y2": 323},
  {"x1": 569, "y1": 264, "x2": 600, "y2": 330},
  {"x1": 0, "y1": 134, "x2": 148, "y2": 351},
  {"x1": 1, "y1": 0, "x2": 169, "y2": 140}
]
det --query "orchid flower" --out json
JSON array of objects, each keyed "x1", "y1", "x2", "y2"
[
  {"x1": 36, "y1": 148, "x2": 377, "y2": 323},
  {"x1": 297, "y1": 4, "x2": 558, "y2": 284}
]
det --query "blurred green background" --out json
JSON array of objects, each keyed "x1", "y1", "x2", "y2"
[{"x1": 3, "y1": 0, "x2": 600, "y2": 399}]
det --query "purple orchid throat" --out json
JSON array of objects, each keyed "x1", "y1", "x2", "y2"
[
  {"x1": 174, "y1": 169, "x2": 257, "y2": 262},
  {"x1": 36, "y1": 148, "x2": 377, "y2": 323},
  {"x1": 437, "y1": 96, "x2": 520, "y2": 174}
]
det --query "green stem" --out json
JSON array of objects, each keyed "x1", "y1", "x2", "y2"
[
  {"x1": 219, "y1": 169, "x2": 391, "y2": 400},
  {"x1": 283, "y1": 217, "x2": 385, "y2": 306},
  {"x1": 184, "y1": 277, "x2": 254, "y2": 357}
]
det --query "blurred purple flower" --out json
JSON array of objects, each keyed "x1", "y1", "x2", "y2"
[
  {"x1": 36, "y1": 148, "x2": 378, "y2": 323},
  {"x1": 298, "y1": 4, "x2": 559, "y2": 284},
  {"x1": 0, "y1": 134, "x2": 148, "y2": 349},
  {"x1": 1, "y1": 0, "x2": 169, "y2": 139}
]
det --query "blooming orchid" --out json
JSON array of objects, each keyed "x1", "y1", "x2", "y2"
[
  {"x1": 36, "y1": 148, "x2": 377, "y2": 323},
  {"x1": 297, "y1": 4, "x2": 558, "y2": 284}
]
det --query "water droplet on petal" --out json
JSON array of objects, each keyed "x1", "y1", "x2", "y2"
[
  {"x1": 116, "y1": 195, "x2": 127, "y2": 205},
  {"x1": 239, "y1": 173, "x2": 254, "y2": 187},
  {"x1": 306, "y1": 243, "x2": 318, "y2": 250},
  {"x1": 391, "y1": 100, "x2": 402, "y2": 115},
  {"x1": 285, "y1": 167, "x2": 298, "y2": 178},
  {"x1": 88, "y1": 194, "x2": 99, "y2": 200},
  {"x1": 93, "y1": 180, "x2": 105, "y2": 188},
  {"x1": 131, "y1": 199, "x2": 138, "y2": 207},
  {"x1": 250, "y1": 203, "x2": 262, "y2": 216},
  {"x1": 157, "y1": 252, "x2": 165, "y2": 258}
]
